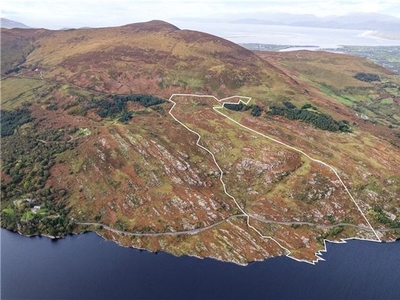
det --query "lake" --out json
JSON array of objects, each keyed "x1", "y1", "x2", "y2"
[
  {"x1": 172, "y1": 21, "x2": 400, "y2": 48},
  {"x1": 1, "y1": 228, "x2": 400, "y2": 300}
]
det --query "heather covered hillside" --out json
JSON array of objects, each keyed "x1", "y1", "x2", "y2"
[{"x1": 1, "y1": 21, "x2": 400, "y2": 264}]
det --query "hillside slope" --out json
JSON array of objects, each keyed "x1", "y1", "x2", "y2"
[
  {"x1": 1, "y1": 21, "x2": 400, "y2": 264},
  {"x1": 2, "y1": 21, "x2": 280, "y2": 97}
]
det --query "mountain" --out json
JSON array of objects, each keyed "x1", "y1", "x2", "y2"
[
  {"x1": 224, "y1": 12, "x2": 400, "y2": 32},
  {"x1": 1, "y1": 20, "x2": 276, "y2": 97},
  {"x1": 293, "y1": 13, "x2": 400, "y2": 31},
  {"x1": 1, "y1": 21, "x2": 400, "y2": 264},
  {"x1": 0, "y1": 18, "x2": 31, "y2": 29}
]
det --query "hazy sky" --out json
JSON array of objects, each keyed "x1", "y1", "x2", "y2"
[{"x1": 2, "y1": 0, "x2": 400, "y2": 29}]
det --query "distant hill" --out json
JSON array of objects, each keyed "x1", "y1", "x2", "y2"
[
  {"x1": 194, "y1": 12, "x2": 400, "y2": 32},
  {"x1": 0, "y1": 18, "x2": 30, "y2": 29},
  {"x1": 290, "y1": 13, "x2": 400, "y2": 31}
]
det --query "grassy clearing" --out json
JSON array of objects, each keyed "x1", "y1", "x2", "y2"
[
  {"x1": 2, "y1": 208, "x2": 15, "y2": 215},
  {"x1": 342, "y1": 93, "x2": 365, "y2": 103},
  {"x1": 22, "y1": 210, "x2": 35, "y2": 221},
  {"x1": 381, "y1": 98, "x2": 394, "y2": 105},
  {"x1": 186, "y1": 77, "x2": 204, "y2": 89},
  {"x1": 1, "y1": 78, "x2": 48, "y2": 109},
  {"x1": 164, "y1": 70, "x2": 205, "y2": 90},
  {"x1": 77, "y1": 128, "x2": 91, "y2": 136},
  {"x1": 293, "y1": 158, "x2": 311, "y2": 176},
  {"x1": 216, "y1": 107, "x2": 245, "y2": 123},
  {"x1": 36, "y1": 208, "x2": 49, "y2": 215},
  {"x1": 319, "y1": 85, "x2": 355, "y2": 107}
]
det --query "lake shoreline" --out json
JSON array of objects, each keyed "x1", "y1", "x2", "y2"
[
  {"x1": 2, "y1": 228, "x2": 400, "y2": 300},
  {"x1": 3, "y1": 226, "x2": 397, "y2": 267}
]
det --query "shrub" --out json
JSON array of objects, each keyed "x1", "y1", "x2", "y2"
[
  {"x1": 1, "y1": 108, "x2": 32, "y2": 137},
  {"x1": 251, "y1": 105, "x2": 263, "y2": 117},
  {"x1": 354, "y1": 72, "x2": 380, "y2": 82},
  {"x1": 267, "y1": 101, "x2": 351, "y2": 132}
]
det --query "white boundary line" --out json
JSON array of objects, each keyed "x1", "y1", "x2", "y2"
[
  {"x1": 167, "y1": 93, "x2": 381, "y2": 264},
  {"x1": 28, "y1": 70, "x2": 385, "y2": 263}
]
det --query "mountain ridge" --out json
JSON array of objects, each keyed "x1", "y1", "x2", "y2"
[
  {"x1": 0, "y1": 18, "x2": 31, "y2": 29},
  {"x1": 180, "y1": 12, "x2": 400, "y2": 32},
  {"x1": 1, "y1": 20, "x2": 275, "y2": 98}
]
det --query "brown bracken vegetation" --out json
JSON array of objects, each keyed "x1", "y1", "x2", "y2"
[{"x1": 1, "y1": 21, "x2": 399, "y2": 264}]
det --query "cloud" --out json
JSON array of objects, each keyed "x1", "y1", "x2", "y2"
[
  {"x1": 2, "y1": 0, "x2": 399, "y2": 29},
  {"x1": 1, "y1": 0, "x2": 225, "y2": 28},
  {"x1": 231, "y1": 0, "x2": 400, "y2": 17}
]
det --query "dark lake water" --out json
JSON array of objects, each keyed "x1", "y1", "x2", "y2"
[{"x1": 1, "y1": 228, "x2": 400, "y2": 300}]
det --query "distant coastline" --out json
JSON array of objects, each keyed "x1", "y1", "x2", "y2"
[
  {"x1": 363, "y1": 30, "x2": 400, "y2": 41},
  {"x1": 174, "y1": 21, "x2": 400, "y2": 47}
]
